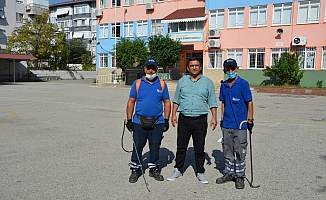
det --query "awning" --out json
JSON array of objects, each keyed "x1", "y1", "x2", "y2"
[
  {"x1": 73, "y1": 32, "x2": 84, "y2": 38},
  {"x1": 0, "y1": 53, "x2": 37, "y2": 61},
  {"x1": 56, "y1": 8, "x2": 70, "y2": 16},
  {"x1": 162, "y1": 7, "x2": 207, "y2": 23}
]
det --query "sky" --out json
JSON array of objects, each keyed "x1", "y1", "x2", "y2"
[{"x1": 49, "y1": 0, "x2": 71, "y2": 4}]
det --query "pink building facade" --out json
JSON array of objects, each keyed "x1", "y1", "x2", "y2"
[{"x1": 205, "y1": 0, "x2": 326, "y2": 86}]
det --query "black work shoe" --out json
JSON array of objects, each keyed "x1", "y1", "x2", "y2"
[
  {"x1": 129, "y1": 170, "x2": 141, "y2": 183},
  {"x1": 235, "y1": 177, "x2": 245, "y2": 189},
  {"x1": 216, "y1": 174, "x2": 234, "y2": 184},
  {"x1": 149, "y1": 168, "x2": 164, "y2": 181}
]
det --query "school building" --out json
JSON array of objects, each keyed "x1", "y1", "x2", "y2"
[{"x1": 95, "y1": 0, "x2": 326, "y2": 87}]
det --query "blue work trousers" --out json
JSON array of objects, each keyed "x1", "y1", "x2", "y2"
[{"x1": 129, "y1": 123, "x2": 164, "y2": 173}]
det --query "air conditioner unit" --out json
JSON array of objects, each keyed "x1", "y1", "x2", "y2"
[
  {"x1": 208, "y1": 29, "x2": 220, "y2": 38},
  {"x1": 208, "y1": 39, "x2": 220, "y2": 48},
  {"x1": 146, "y1": 3, "x2": 154, "y2": 10},
  {"x1": 292, "y1": 36, "x2": 306, "y2": 46},
  {"x1": 95, "y1": 9, "x2": 102, "y2": 17}
]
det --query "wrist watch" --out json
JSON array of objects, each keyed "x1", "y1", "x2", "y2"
[{"x1": 248, "y1": 118, "x2": 254, "y2": 122}]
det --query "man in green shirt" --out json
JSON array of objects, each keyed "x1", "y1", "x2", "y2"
[{"x1": 167, "y1": 57, "x2": 218, "y2": 184}]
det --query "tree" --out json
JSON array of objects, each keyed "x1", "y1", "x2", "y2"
[
  {"x1": 114, "y1": 37, "x2": 148, "y2": 70},
  {"x1": 67, "y1": 38, "x2": 89, "y2": 64},
  {"x1": 262, "y1": 51, "x2": 304, "y2": 86},
  {"x1": 148, "y1": 35, "x2": 183, "y2": 72},
  {"x1": 5, "y1": 11, "x2": 68, "y2": 70}
]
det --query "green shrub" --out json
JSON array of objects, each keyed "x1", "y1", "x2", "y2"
[
  {"x1": 262, "y1": 51, "x2": 304, "y2": 86},
  {"x1": 316, "y1": 80, "x2": 323, "y2": 88}
]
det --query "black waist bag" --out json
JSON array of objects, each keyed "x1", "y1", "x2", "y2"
[{"x1": 137, "y1": 115, "x2": 160, "y2": 129}]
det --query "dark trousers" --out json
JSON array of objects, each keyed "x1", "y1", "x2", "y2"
[
  {"x1": 130, "y1": 123, "x2": 164, "y2": 173},
  {"x1": 174, "y1": 113, "x2": 208, "y2": 174}
]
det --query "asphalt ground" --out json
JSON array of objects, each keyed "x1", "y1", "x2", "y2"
[{"x1": 1, "y1": 80, "x2": 325, "y2": 200}]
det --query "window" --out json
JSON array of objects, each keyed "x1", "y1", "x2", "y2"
[
  {"x1": 151, "y1": 20, "x2": 163, "y2": 35},
  {"x1": 111, "y1": 23, "x2": 121, "y2": 37},
  {"x1": 228, "y1": 7, "x2": 244, "y2": 28},
  {"x1": 322, "y1": 47, "x2": 326, "y2": 69},
  {"x1": 137, "y1": 20, "x2": 148, "y2": 36},
  {"x1": 124, "y1": 0, "x2": 134, "y2": 6},
  {"x1": 152, "y1": 0, "x2": 164, "y2": 2},
  {"x1": 227, "y1": 49, "x2": 243, "y2": 68},
  {"x1": 99, "y1": 24, "x2": 108, "y2": 38},
  {"x1": 270, "y1": 48, "x2": 290, "y2": 66},
  {"x1": 298, "y1": 0, "x2": 320, "y2": 24},
  {"x1": 124, "y1": 22, "x2": 134, "y2": 37},
  {"x1": 137, "y1": 0, "x2": 145, "y2": 4},
  {"x1": 273, "y1": 3, "x2": 292, "y2": 25},
  {"x1": 170, "y1": 21, "x2": 204, "y2": 32},
  {"x1": 208, "y1": 50, "x2": 223, "y2": 69},
  {"x1": 99, "y1": 0, "x2": 108, "y2": 8},
  {"x1": 16, "y1": 13, "x2": 24, "y2": 23},
  {"x1": 209, "y1": 9, "x2": 224, "y2": 29},
  {"x1": 111, "y1": 55, "x2": 116, "y2": 68},
  {"x1": 99, "y1": 53, "x2": 108, "y2": 68},
  {"x1": 250, "y1": 5, "x2": 267, "y2": 26},
  {"x1": 296, "y1": 47, "x2": 316, "y2": 69},
  {"x1": 112, "y1": 0, "x2": 121, "y2": 7},
  {"x1": 248, "y1": 48, "x2": 265, "y2": 68},
  {"x1": 75, "y1": 5, "x2": 89, "y2": 14}
]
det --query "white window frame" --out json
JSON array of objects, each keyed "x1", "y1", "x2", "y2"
[
  {"x1": 273, "y1": 3, "x2": 292, "y2": 25},
  {"x1": 248, "y1": 48, "x2": 265, "y2": 69},
  {"x1": 16, "y1": 13, "x2": 24, "y2": 23},
  {"x1": 250, "y1": 5, "x2": 267, "y2": 26},
  {"x1": 74, "y1": 5, "x2": 89, "y2": 14},
  {"x1": 137, "y1": 20, "x2": 148, "y2": 36},
  {"x1": 99, "y1": 24, "x2": 108, "y2": 38},
  {"x1": 151, "y1": 19, "x2": 164, "y2": 35},
  {"x1": 209, "y1": 9, "x2": 224, "y2": 29},
  {"x1": 227, "y1": 49, "x2": 243, "y2": 68},
  {"x1": 296, "y1": 47, "x2": 317, "y2": 69},
  {"x1": 152, "y1": 0, "x2": 164, "y2": 2},
  {"x1": 112, "y1": 0, "x2": 121, "y2": 7},
  {"x1": 99, "y1": 53, "x2": 108, "y2": 68},
  {"x1": 228, "y1": 7, "x2": 244, "y2": 28},
  {"x1": 298, "y1": 0, "x2": 320, "y2": 24},
  {"x1": 99, "y1": 0, "x2": 108, "y2": 8},
  {"x1": 170, "y1": 21, "x2": 204, "y2": 33},
  {"x1": 208, "y1": 50, "x2": 223, "y2": 69},
  {"x1": 270, "y1": 48, "x2": 290, "y2": 66},
  {"x1": 124, "y1": 22, "x2": 134, "y2": 37},
  {"x1": 124, "y1": 0, "x2": 134, "y2": 6},
  {"x1": 137, "y1": 0, "x2": 145, "y2": 4},
  {"x1": 111, "y1": 23, "x2": 121, "y2": 38},
  {"x1": 322, "y1": 47, "x2": 326, "y2": 69}
]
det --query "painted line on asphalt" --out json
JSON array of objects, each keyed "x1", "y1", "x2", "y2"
[{"x1": 0, "y1": 110, "x2": 17, "y2": 120}]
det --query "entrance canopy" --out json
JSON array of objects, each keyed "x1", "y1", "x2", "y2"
[
  {"x1": 162, "y1": 7, "x2": 207, "y2": 23},
  {"x1": 0, "y1": 53, "x2": 37, "y2": 61}
]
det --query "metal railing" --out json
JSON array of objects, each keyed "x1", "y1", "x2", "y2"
[{"x1": 96, "y1": 74, "x2": 126, "y2": 84}]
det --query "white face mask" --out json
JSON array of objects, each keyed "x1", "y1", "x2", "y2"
[{"x1": 145, "y1": 73, "x2": 157, "y2": 80}]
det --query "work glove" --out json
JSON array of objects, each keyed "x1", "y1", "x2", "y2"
[
  {"x1": 163, "y1": 119, "x2": 169, "y2": 132},
  {"x1": 220, "y1": 120, "x2": 223, "y2": 129},
  {"x1": 126, "y1": 119, "x2": 133, "y2": 132},
  {"x1": 247, "y1": 122, "x2": 254, "y2": 133}
]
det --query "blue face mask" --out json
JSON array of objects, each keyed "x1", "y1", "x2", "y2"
[{"x1": 226, "y1": 72, "x2": 237, "y2": 79}]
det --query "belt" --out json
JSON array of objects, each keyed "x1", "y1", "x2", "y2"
[{"x1": 180, "y1": 113, "x2": 207, "y2": 120}]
